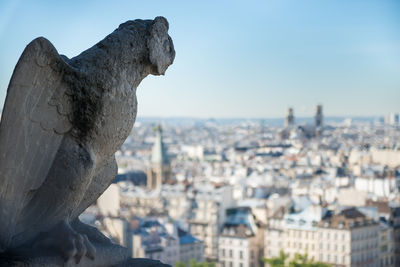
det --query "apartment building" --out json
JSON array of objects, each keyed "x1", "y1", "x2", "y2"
[
  {"x1": 188, "y1": 183, "x2": 235, "y2": 261},
  {"x1": 265, "y1": 207, "x2": 380, "y2": 267},
  {"x1": 218, "y1": 207, "x2": 263, "y2": 267}
]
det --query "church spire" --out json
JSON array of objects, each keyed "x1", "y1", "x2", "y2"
[
  {"x1": 151, "y1": 125, "x2": 169, "y2": 165},
  {"x1": 147, "y1": 125, "x2": 171, "y2": 190}
]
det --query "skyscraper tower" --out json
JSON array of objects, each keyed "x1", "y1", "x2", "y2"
[
  {"x1": 315, "y1": 104, "x2": 323, "y2": 127},
  {"x1": 285, "y1": 107, "x2": 295, "y2": 127},
  {"x1": 147, "y1": 125, "x2": 171, "y2": 190}
]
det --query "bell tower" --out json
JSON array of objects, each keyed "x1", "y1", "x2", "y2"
[{"x1": 147, "y1": 126, "x2": 171, "y2": 190}]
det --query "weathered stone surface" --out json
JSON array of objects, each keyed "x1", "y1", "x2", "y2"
[
  {"x1": 0, "y1": 16, "x2": 174, "y2": 265},
  {"x1": 0, "y1": 242, "x2": 171, "y2": 267},
  {"x1": 116, "y1": 259, "x2": 171, "y2": 267}
]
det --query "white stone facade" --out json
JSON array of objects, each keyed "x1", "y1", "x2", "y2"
[{"x1": 218, "y1": 237, "x2": 261, "y2": 267}]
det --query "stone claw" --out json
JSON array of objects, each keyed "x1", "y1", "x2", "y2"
[
  {"x1": 72, "y1": 218, "x2": 112, "y2": 245},
  {"x1": 72, "y1": 234, "x2": 85, "y2": 264},
  {"x1": 83, "y1": 234, "x2": 96, "y2": 260}
]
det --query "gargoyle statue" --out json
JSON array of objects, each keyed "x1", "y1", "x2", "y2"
[{"x1": 0, "y1": 16, "x2": 175, "y2": 263}]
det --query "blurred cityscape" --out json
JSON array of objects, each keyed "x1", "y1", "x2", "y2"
[{"x1": 80, "y1": 106, "x2": 400, "y2": 267}]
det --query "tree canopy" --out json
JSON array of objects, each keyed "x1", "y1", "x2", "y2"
[{"x1": 262, "y1": 251, "x2": 331, "y2": 267}]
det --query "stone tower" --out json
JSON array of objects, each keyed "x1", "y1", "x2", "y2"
[
  {"x1": 315, "y1": 104, "x2": 323, "y2": 127},
  {"x1": 147, "y1": 126, "x2": 171, "y2": 190},
  {"x1": 285, "y1": 107, "x2": 295, "y2": 127}
]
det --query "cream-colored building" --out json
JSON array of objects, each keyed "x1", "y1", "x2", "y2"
[
  {"x1": 265, "y1": 207, "x2": 380, "y2": 267},
  {"x1": 97, "y1": 183, "x2": 121, "y2": 217},
  {"x1": 370, "y1": 149, "x2": 400, "y2": 169},
  {"x1": 120, "y1": 186, "x2": 163, "y2": 217},
  {"x1": 218, "y1": 227, "x2": 262, "y2": 267},
  {"x1": 264, "y1": 207, "x2": 286, "y2": 260},
  {"x1": 161, "y1": 183, "x2": 188, "y2": 221},
  {"x1": 188, "y1": 184, "x2": 235, "y2": 261},
  {"x1": 317, "y1": 211, "x2": 379, "y2": 267},
  {"x1": 131, "y1": 219, "x2": 180, "y2": 266},
  {"x1": 178, "y1": 227, "x2": 205, "y2": 265},
  {"x1": 119, "y1": 182, "x2": 188, "y2": 220},
  {"x1": 265, "y1": 204, "x2": 326, "y2": 262},
  {"x1": 103, "y1": 217, "x2": 130, "y2": 248},
  {"x1": 379, "y1": 221, "x2": 395, "y2": 267},
  {"x1": 218, "y1": 207, "x2": 264, "y2": 267}
]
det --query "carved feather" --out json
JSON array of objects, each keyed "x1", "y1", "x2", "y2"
[{"x1": 0, "y1": 37, "x2": 73, "y2": 247}]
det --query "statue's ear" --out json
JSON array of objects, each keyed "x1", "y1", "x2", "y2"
[{"x1": 147, "y1": 16, "x2": 175, "y2": 75}]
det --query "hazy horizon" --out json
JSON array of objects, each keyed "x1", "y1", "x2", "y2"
[
  {"x1": 135, "y1": 115, "x2": 380, "y2": 120},
  {"x1": 1, "y1": 0, "x2": 399, "y2": 118}
]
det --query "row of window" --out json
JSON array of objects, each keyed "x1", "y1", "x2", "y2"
[
  {"x1": 380, "y1": 256, "x2": 394, "y2": 266},
  {"x1": 266, "y1": 252, "x2": 349, "y2": 264},
  {"x1": 180, "y1": 246, "x2": 203, "y2": 253},
  {"x1": 319, "y1": 254, "x2": 346, "y2": 264},
  {"x1": 286, "y1": 229, "x2": 349, "y2": 241},
  {"x1": 286, "y1": 241, "x2": 347, "y2": 252},
  {"x1": 220, "y1": 239, "x2": 247, "y2": 246},
  {"x1": 280, "y1": 241, "x2": 379, "y2": 252},
  {"x1": 220, "y1": 261, "x2": 255, "y2": 267},
  {"x1": 220, "y1": 249, "x2": 243, "y2": 259},
  {"x1": 351, "y1": 231, "x2": 378, "y2": 240},
  {"x1": 351, "y1": 241, "x2": 378, "y2": 251},
  {"x1": 350, "y1": 253, "x2": 377, "y2": 263},
  {"x1": 219, "y1": 249, "x2": 255, "y2": 259}
]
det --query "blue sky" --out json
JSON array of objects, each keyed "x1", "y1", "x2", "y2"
[{"x1": 0, "y1": 0, "x2": 399, "y2": 118}]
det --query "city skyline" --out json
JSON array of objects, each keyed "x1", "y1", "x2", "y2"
[
  {"x1": 0, "y1": 0, "x2": 399, "y2": 118},
  {"x1": 97, "y1": 115, "x2": 400, "y2": 266}
]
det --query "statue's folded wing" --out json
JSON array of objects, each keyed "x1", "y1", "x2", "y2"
[{"x1": 0, "y1": 37, "x2": 73, "y2": 247}]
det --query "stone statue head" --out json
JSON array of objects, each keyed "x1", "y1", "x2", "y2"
[
  {"x1": 98, "y1": 17, "x2": 175, "y2": 78},
  {"x1": 147, "y1": 16, "x2": 175, "y2": 75}
]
